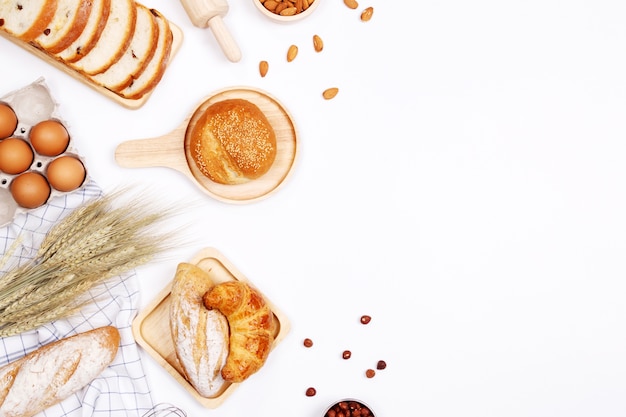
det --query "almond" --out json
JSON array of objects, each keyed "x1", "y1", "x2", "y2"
[
  {"x1": 360, "y1": 6, "x2": 374, "y2": 21},
  {"x1": 280, "y1": 6, "x2": 298, "y2": 15},
  {"x1": 344, "y1": 0, "x2": 358, "y2": 9},
  {"x1": 263, "y1": 0, "x2": 279, "y2": 11},
  {"x1": 287, "y1": 44, "x2": 298, "y2": 62},
  {"x1": 322, "y1": 87, "x2": 339, "y2": 100},
  {"x1": 259, "y1": 60, "x2": 269, "y2": 77},
  {"x1": 275, "y1": 2, "x2": 289, "y2": 14},
  {"x1": 313, "y1": 34, "x2": 323, "y2": 52}
]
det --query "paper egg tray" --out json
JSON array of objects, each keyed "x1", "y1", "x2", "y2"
[{"x1": 0, "y1": 78, "x2": 88, "y2": 227}]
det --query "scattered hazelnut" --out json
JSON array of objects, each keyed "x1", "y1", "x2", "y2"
[
  {"x1": 303, "y1": 338, "x2": 313, "y2": 347},
  {"x1": 376, "y1": 360, "x2": 386, "y2": 370},
  {"x1": 365, "y1": 369, "x2": 375, "y2": 378},
  {"x1": 342, "y1": 350, "x2": 352, "y2": 359},
  {"x1": 360, "y1": 315, "x2": 371, "y2": 324},
  {"x1": 306, "y1": 387, "x2": 317, "y2": 396}
]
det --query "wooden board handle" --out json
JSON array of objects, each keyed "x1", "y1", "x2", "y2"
[{"x1": 115, "y1": 130, "x2": 189, "y2": 173}]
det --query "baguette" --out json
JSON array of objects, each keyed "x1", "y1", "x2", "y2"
[{"x1": 0, "y1": 326, "x2": 120, "y2": 417}]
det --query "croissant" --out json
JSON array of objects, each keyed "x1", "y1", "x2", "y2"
[
  {"x1": 169, "y1": 263, "x2": 229, "y2": 397},
  {"x1": 203, "y1": 281, "x2": 277, "y2": 382}
]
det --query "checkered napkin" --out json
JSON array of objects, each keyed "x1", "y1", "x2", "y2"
[{"x1": 0, "y1": 180, "x2": 156, "y2": 417}]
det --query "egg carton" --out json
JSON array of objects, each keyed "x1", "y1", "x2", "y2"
[{"x1": 0, "y1": 78, "x2": 88, "y2": 227}]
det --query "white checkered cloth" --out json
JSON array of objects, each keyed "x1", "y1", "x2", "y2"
[{"x1": 0, "y1": 180, "x2": 156, "y2": 417}]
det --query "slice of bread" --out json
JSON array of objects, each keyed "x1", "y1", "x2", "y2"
[
  {"x1": 91, "y1": 3, "x2": 158, "y2": 92},
  {"x1": 1, "y1": 0, "x2": 175, "y2": 103},
  {"x1": 0, "y1": 0, "x2": 57, "y2": 42},
  {"x1": 34, "y1": 0, "x2": 92, "y2": 54},
  {"x1": 69, "y1": 0, "x2": 136, "y2": 75},
  {"x1": 55, "y1": 0, "x2": 111, "y2": 63},
  {"x1": 118, "y1": 8, "x2": 172, "y2": 100}
]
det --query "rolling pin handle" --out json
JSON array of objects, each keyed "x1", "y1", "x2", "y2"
[{"x1": 207, "y1": 15, "x2": 242, "y2": 63}]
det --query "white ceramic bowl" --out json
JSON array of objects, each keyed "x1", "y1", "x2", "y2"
[{"x1": 253, "y1": 0, "x2": 320, "y2": 22}]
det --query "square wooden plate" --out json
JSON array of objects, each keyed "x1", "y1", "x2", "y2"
[{"x1": 132, "y1": 247, "x2": 291, "y2": 408}]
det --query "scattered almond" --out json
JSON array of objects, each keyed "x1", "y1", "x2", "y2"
[
  {"x1": 259, "y1": 60, "x2": 269, "y2": 77},
  {"x1": 360, "y1": 6, "x2": 374, "y2": 21},
  {"x1": 287, "y1": 44, "x2": 298, "y2": 62},
  {"x1": 323, "y1": 87, "x2": 339, "y2": 100},
  {"x1": 344, "y1": 0, "x2": 358, "y2": 9},
  {"x1": 313, "y1": 34, "x2": 323, "y2": 52}
]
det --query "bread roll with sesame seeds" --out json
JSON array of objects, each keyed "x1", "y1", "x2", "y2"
[{"x1": 189, "y1": 99, "x2": 277, "y2": 185}]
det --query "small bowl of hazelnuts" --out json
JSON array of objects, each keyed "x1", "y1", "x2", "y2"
[
  {"x1": 254, "y1": 0, "x2": 320, "y2": 22},
  {"x1": 322, "y1": 399, "x2": 375, "y2": 417}
]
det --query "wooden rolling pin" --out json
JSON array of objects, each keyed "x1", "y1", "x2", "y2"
[{"x1": 180, "y1": 0, "x2": 242, "y2": 62}]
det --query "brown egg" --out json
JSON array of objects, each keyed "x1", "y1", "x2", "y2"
[
  {"x1": 46, "y1": 155, "x2": 86, "y2": 192},
  {"x1": 29, "y1": 119, "x2": 69, "y2": 156},
  {"x1": 0, "y1": 103, "x2": 18, "y2": 139},
  {"x1": 0, "y1": 138, "x2": 34, "y2": 174},
  {"x1": 10, "y1": 172, "x2": 51, "y2": 209}
]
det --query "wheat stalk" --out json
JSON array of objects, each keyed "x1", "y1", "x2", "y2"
[{"x1": 0, "y1": 189, "x2": 181, "y2": 337}]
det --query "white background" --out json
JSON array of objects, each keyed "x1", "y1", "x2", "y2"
[{"x1": 2, "y1": 1, "x2": 626, "y2": 416}]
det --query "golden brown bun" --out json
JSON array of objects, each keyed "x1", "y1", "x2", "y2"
[
  {"x1": 203, "y1": 281, "x2": 277, "y2": 383},
  {"x1": 0, "y1": 326, "x2": 120, "y2": 417},
  {"x1": 189, "y1": 99, "x2": 277, "y2": 185},
  {"x1": 169, "y1": 263, "x2": 229, "y2": 398}
]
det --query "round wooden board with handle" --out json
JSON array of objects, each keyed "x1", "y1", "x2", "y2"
[{"x1": 115, "y1": 87, "x2": 298, "y2": 203}]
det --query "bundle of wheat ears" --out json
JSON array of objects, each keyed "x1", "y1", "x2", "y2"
[{"x1": 0, "y1": 189, "x2": 179, "y2": 337}]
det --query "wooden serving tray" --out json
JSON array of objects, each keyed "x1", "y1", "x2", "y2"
[
  {"x1": 115, "y1": 87, "x2": 299, "y2": 203},
  {"x1": 0, "y1": 21, "x2": 183, "y2": 109},
  {"x1": 132, "y1": 247, "x2": 291, "y2": 408}
]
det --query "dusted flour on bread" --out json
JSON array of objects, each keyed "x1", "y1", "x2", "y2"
[
  {"x1": 170, "y1": 263, "x2": 229, "y2": 398},
  {"x1": 0, "y1": 326, "x2": 120, "y2": 417}
]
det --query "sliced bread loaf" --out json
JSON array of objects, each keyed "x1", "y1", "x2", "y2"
[
  {"x1": 55, "y1": 0, "x2": 111, "y2": 63},
  {"x1": 34, "y1": 0, "x2": 92, "y2": 54},
  {"x1": 118, "y1": 8, "x2": 172, "y2": 100},
  {"x1": 91, "y1": 3, "x2": 158, "y2": 92},
  {"x1": 0, "y1": 0, "x2": 57, "y2": 42},
  {"x1": 69, "y1": 0, "x2": 136, "y2": 75}
]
